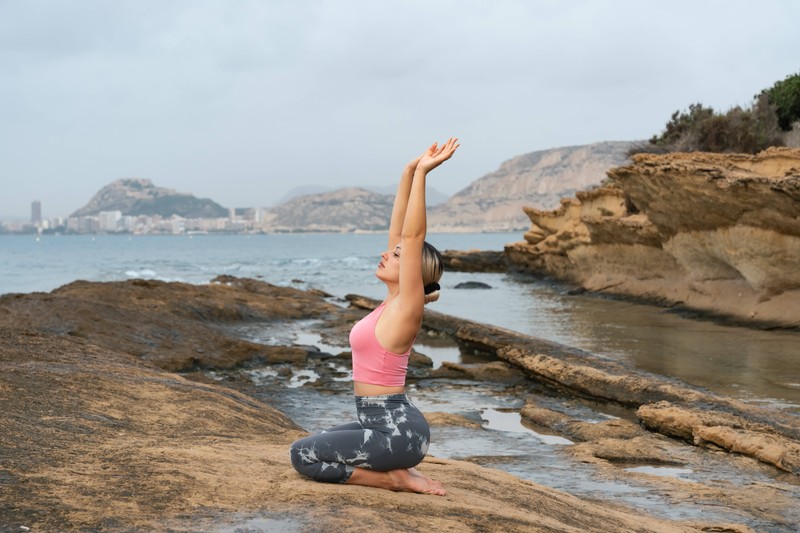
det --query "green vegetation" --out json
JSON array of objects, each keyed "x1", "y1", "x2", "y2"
[
  {"x1": 633, "y1": 72, "x2": 799, "y2": 155},
  {"x1": 132, "y1": 195, "x2": 228, "y2": 218},
  {"x1": 761, "y1": 72, "x2": 800, "y2": 130}
]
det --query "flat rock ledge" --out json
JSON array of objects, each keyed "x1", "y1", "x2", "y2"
[{"x1": 0, "y1": 278, "x2": 726, "y2": 532}]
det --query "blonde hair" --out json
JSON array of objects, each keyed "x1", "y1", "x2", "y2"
[{"x1": 422, "y1": 241, "x2": 444, "y2": 304}]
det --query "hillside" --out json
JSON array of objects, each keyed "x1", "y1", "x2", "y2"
[
  {"x1": 261, "y1": 141, "x2": 634, "y2": 233},
  {"x1": 262, "y1": 187, "x2": 394, "y2": 232},
  {"x1": 428, "y1": 141, "x2": 634, "y2": 232},
  {"x1": 71, "y1": 178, "x2": 228, "y2": 219}
]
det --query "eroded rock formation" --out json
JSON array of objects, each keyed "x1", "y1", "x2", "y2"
[{"x1": 506, "y1": 148, "x2": 800, "y2": 327}]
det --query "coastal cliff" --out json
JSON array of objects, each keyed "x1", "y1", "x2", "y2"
[{"x1": 505, "y1": 148, "x2": 800, "y2": 328}]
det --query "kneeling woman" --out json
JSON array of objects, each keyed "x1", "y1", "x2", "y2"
[{"x1": 290, "y1": 138, "x2": 459, "y2": 495}]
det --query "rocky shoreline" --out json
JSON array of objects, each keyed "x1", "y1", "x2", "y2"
[
  {"x1": 504, "y1": 148, "x2": 800, "y2": 329},
  {"x1": 1, "y1": 277, "x2": 797, "y2": 531}
]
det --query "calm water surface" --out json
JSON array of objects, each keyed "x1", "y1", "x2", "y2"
[{"x1": 2, "y1": 233, "x2": 798, "y2": 412}]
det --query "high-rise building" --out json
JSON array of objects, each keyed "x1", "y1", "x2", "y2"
[{"x1": 31, "y1": 200, "x2": 42, "y2": 226}]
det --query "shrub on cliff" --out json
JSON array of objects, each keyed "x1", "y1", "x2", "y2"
[
  {"x1": 760, "y1": 72, "x2": 800, "y2": 131},
  {"x1": 631, "y1": 95, "x2": 783, "y2": 156},
  {"x1": 631, "y1": 73, "x2": 799, "y2": 156}
]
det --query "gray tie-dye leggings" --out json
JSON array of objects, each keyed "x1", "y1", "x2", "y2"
[{"x1": 289, "y1": 393, "x2": 430, "y2": 483}]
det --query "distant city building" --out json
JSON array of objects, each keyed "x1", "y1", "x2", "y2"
[
  {"x1": 31, "y1": 200, "x2": 42, "y2": 226},
  {"x1": 98, "y1": 211, "x2": 122, "y2": 232}
]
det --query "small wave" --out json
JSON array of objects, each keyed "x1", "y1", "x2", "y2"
[{"x1": 125, "y1": 269, "x2": 157, "y2": 278}]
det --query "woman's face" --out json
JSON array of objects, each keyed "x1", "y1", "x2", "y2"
[{"x1": 376, "y1": 244, "x2": 401, "y2": 283}]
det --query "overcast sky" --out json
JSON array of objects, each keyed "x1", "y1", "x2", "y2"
[{"x1": 1, "y1": 0, "x2": 799, "y2": 218}]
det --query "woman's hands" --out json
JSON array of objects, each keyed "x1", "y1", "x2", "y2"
[{"x1": 416, "y1": 137, "x2": 460, "y2": 174}]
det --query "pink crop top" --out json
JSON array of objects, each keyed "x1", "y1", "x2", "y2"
[{"x1": 349, "y1": 303, "x2": 411, "y2": 387}]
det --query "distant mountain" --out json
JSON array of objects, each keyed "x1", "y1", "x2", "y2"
[
  {"x1": 275, "y1": 184, "x2": 448, "y2": 206},
  {"x1": 71, "y1": 178, "x2": 228, "y2": 218},
  {"x1": 428, "y1": 141, "x2": 635, "y2": 232},
  {"x1": 263, "y1": 187, "x2": 394, "y2": 232}
]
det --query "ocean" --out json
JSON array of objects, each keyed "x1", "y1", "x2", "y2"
[{"x1": 2, "y1": 232, "x2": 799, "y2": 412}]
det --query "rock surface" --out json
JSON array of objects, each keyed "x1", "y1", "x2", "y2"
[
  {"x1": 442, "y1": 249, "x2": 508, "y2": 272},
  {"x1": 505, "y1": 148, "x2": 800, "y2": 327},
  {"x1": 2, "y1": 277, "x2": 721, "y2": 532}
]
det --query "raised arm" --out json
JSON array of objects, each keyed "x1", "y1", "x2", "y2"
[
  {"x1": 376, "y1": 138, "x2": 459, "y2": 354},
  {"x1": 387, "y1": 154, "x2": 422, "y2": 251},
  {"x1": 397, "y1": 138, "x2": 460, "y2": 309}
]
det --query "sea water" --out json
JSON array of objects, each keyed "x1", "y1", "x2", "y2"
[{"x1": 1, "y1": 232, "x2": 799, "y2": 412}]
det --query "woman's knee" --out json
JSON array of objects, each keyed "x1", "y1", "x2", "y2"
[{"x1": 289, "y1": 438, "x2": 310, "y2": 471}]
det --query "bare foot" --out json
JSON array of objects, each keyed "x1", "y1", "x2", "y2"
[
  {"x1": 388, "y1": 468, "x2": 447, "y2": 496},
  {"x1": 408, "y1": 467, "x2": 445, "y2": 492}
]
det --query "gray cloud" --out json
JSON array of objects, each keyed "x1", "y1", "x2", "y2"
[{"x1": 1, "y1": 0, "x2": 799, "y2": 218}]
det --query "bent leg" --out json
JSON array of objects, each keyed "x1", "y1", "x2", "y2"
[{"x1": 290, "y1": 427, "x2": 374, "y2": 483}]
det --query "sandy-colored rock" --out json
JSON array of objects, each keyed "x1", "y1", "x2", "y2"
[
  {"x1": 506, "y1": 148, "x2": 800, "y2": 327},
  {"x1": 2, "y1": 279, "x2": 792, "y2": 531},
  {"x1": 425, "y1": 412, "x2": 484, "y2": 429},
  {"x1": 694, "y1": 426, "x2": 800, "y2": 475},
  {"x1": 0, "y1": 314, "x2": 698, "y2": 532},
  {"x1": 567, "y1": 436, "x2": 682, "y2": 465},
  {"x1": 434, "y1": 360, "x2": 526, "y2": 383},
  {"x1": 637, "y1": 402, "x2": 800, "y2": 474}
]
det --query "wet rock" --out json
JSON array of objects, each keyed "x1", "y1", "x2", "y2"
[
  {"x1": 442, "y1": 249, "x2": 508, "y2": 273},
  {"x1": 424, "y1": 412, "x2": 483, "y2": 429},
  {"x1": 0, "y1": 277, "x2": 338, "y2": 371},
  {"x1": 409, "y1": 350, "x2": 433, "y2": 368},
  {"x1": 520, "y1": 404, "x2": 572, "y2": 428},
  {"x1": 521, "y1": 403, "x2": 647, "y2": 442},
  {"x1": 638, "y1": 402, "x2": 800, "y2": 474},
  {"x1": 431, "y1": 361, "x2": 525, "y2": 384},
  {"x1": 454, "y1": 281, "x2": 493, "y2": 289},
  {"x1": 694, "y1": 426, "x2": 800, "y2": 475},
  {"x1": 568, "y1": 436, "x2": 683, "y2": 465},
  {"x1": 565, "y1": 419, "x2": 647, "y2": 442}
]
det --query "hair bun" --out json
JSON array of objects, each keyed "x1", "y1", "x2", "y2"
[{"x1": 424, "y1": 282, "x2": 441, "y2": 295}]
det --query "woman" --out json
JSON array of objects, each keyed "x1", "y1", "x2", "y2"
[{"x1": 289, "y1": 138, "x2": 459, "y2": 496}]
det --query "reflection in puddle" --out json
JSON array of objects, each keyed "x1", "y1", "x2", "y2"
[
  {"x1": 624, "y1": 466, "x2": 694, "y2": 478},
  {"x1": 288, "y1": 370, "x2": 320, "y2": 388},
  {"x1": 480, "y1": 408, "x2": 573, "y2": 445},
  {"x1": 415, "y1": 345, "x2": 461, "y2": 369},
  {"x1": 248, "y1": 368, "x2": 279, "y2": 381},
  {"x1": 326, "y1": 361, "x2": 353, "y2": 382},
  {"x1": 294, "y1": 330, "x2": 347, "y2": 355}
]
